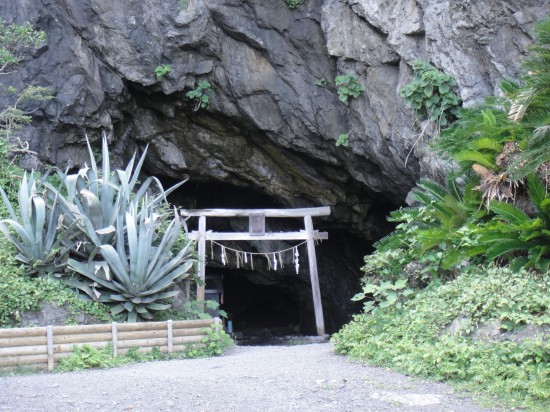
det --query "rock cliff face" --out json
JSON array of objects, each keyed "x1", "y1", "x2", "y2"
[{"x1": 1, "y1": 0, "x2": 548, "y2": 332}]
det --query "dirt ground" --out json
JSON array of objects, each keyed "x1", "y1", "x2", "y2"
[{"x1": 0, "y1": 343, "x2": 493, "y2": 412}]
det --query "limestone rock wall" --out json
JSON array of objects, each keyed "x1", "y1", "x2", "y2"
[{"x1": 1, "y1": 0, "x2": 547, "y2": 234}]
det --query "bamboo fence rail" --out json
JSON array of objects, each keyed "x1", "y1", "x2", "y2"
[{"x1": 0, "y1": 318, "x2": 220, "y2": 371}]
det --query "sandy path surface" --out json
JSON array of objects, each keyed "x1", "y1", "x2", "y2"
[{"x1": 0, "y1": 343, "x2": 492, "y2": 412}]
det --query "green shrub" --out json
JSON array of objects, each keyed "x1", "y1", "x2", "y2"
[
  {"x1": 0, "y1": 237, "x2": 112, "y2": 327},
  {"x1": 188, "y1": 324, "x2": 233, "y2": 357},
  {"x1": 315, "y1": 77, "x2": 327, "y2": 87},
  {"x1": 400, "y1": 60, "x2": 461, "y2": 127},
  {"x1": 352, "y1": 278, "x2": 413, "y2": 315},
  {"x1": 335, "y1": 133, "x2": 349, "y2": 147},
  {"x1": 155, "y1": 64, "x2": 171, "y2": 80},
  {"x1": 335, "y1": 74, "x2": 364, "y2": 102},
  {"x1": 284, "y1": 0, "x2": 304, "y2": 9},
  {"x1": 333, "y1": 265, "x2": 550, "y2": 410},
  {"x1": 186, "y1": 80, "x2": 214, "y2": 110},
  {"x1": 56, "y1": 326, "x2": 233, "y2": 372},
  {"x1": 57, "y1": 344, "x2": 117, "y2": 371}
]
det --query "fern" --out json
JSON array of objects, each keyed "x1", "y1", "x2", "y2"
[
  {"x1": 430, "y1": 203, "x2": 456, "y2": 224},
  {"x1": 508, "y1": 87, "x2": 535, "y2": 122},
  {"x1": 482, "y1": 109, "x2": 497, "y2": 128},
  {"x1": 440, "y1": 245, "x2": 486, "y2": 269},
  {"x1": 540, "y1": 199, "x2": 550, "y2": 217}
]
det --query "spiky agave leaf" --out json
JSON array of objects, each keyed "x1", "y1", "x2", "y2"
[
  {"x1": 68, "y1": 206, "x2": 194, "y2": 321},
  {"x1": 0, "y1": 172, "x2": 79, "y2": 274},
  {"x1": 47, "y1": 134, "x2": 187, "y2": 258}
]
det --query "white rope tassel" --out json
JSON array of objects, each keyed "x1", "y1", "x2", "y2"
[
  {"x1": 209, "y1": 240, "x2": 307, "y2": 271},
  {"x1": 265, "y1": 254, "x2": 272, "y2": 271}
]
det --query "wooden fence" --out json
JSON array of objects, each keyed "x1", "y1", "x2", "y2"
[{"x1": 0, "y1": 318, "x2": 220, "y2": 371}]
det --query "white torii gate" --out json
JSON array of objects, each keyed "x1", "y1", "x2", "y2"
[{"x1": 180, "y1": 207, "x2": 330, "y2": 336}]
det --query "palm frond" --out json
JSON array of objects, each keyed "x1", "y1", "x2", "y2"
[
  {"x1": 489, "y1": 201, "x2": 531, "y2": 224},
  {"x1": 508, "y1": 87, "x2": 536, "y2": 122},
  {"x1": 454, "y1": 150, "x2": 496, "y2": 169}
]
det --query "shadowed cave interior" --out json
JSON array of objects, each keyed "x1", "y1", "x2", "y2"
[{"x1": 159, "y1": 177, "x2": 382, "y2": 341}]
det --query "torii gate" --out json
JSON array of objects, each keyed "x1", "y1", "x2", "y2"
[{"x1": 180, "y1": 207, "x2": 330, "y2": 336}]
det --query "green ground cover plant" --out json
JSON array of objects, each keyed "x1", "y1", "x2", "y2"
[
  {"x1": 333, "y1": 266, "x2": 550, "y2": 410},
  {"x1": 0, "y1": 238, "x2": 112, "y2": 327},
  {"x1": 57, "y1": 325, "x2": 233, "y2": 372}
]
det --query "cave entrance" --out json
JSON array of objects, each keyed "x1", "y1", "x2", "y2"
[
  {"x1": 205, "y1": 268, "x2": 307, "y2": 344},
  {"x1": 181, "y1": 207, "x2": 330, "y2": 337}
]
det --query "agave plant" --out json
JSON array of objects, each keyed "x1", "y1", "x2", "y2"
[
  {"x1": 67, "y1": 204, "x2": 194, "y2": 322},
  {"x1": 44, "y1": 134, "x2": 186, "y2": 256},
  {"x1": 0, "y1": 172, "x2": 79, "y2": 274}
]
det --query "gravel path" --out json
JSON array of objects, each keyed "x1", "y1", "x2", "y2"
[{"x1": 0, "y1": 343, "x2": 492, "y2": 412}]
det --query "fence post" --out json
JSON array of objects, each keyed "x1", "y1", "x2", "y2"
[
  {"x1": 167, "y1": 320, "x2": 173, "y2": 354},
  {"x1": 46, "y1": 325, "x2": 54, "y2": 371},
  {"x1": 111, "y1": 322, "x2": 118, "y2": 357}
]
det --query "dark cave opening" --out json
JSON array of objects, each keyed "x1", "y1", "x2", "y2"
[
  {"x1": 153, "y1": 174, "x2": 393, "y2": 338},
  {"x1": 214, "y1": 268, "x2": 303, "y2": 335}
]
